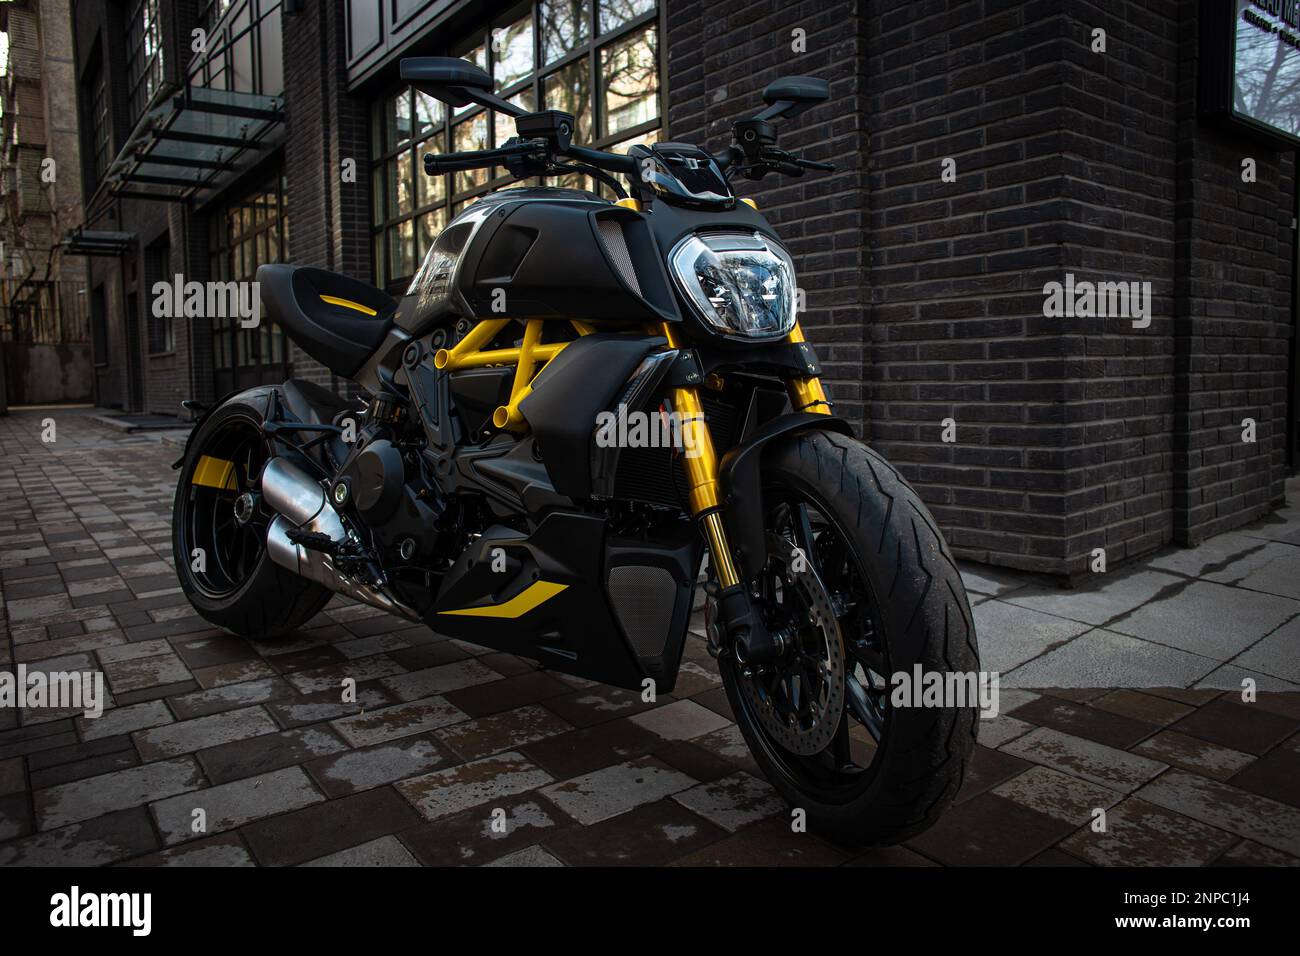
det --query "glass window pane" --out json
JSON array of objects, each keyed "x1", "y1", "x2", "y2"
[
  {"x1": 599, "y1": 0, "x2": 654, "y2": 35},
  {"x1": 601, "y1": 25, "x2": 658, "y2": 137},
  {"x1": 494, "y1": 88, "x2": 536, "y2": 147},
  {"x1": 389, "y1": 221, "x2": 415, "y2": 279},
  {"x1": 541, "y1": 0, "x2": 591, "y2": 64},
  {"x1": 416, "y1": 137, "x2": 446, "y2": 206},
  {"x1": 388, "y1": 152, "x2": 413, "y2": 215},
  {"x1": 387, "y1": 90, "x2": 413, "y2": 148},
  {"x1": 454, "y1": 45, "x2": 487, "y2": 115},
  {"x1": 543, "y1": 57, "x2": 592, "y2": 145},
  {"x1": 492, "y1": 11, "x2": 534, "y2": 91},
  {"x1": 420, "y1": 208, "x2": 448, "y2": 254},
  {"x1": 415, "y1": 90, "x2": 443, "y2": 137},
  {"x1": 548, "y1": 170, "x2": 590, "y2": 192},
  {"x1": 374, "y1": 233, "x2": 386, "y2": 285},
  {"x1": 231, "y1": 7, "x2": 254, "y2": 91},
  {"x1": 453, "y1": 114, "x2": 489, "y2": 194},
  {"x1": 259, "y1": 6, "x2": 284, "y2": 95}
]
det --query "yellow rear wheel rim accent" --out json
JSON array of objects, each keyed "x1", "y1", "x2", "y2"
[
  {"x1": 439, "y1": 580, "x2": 568, "y2": 618},
  {"x1": 192, "y1": 455, "x2": 237, "y2": 490},
  {"x1": 319, "y1": 294, "x2": 378, "y2": 316}
]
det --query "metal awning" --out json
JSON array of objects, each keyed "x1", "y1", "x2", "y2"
[
  {"x1": 61, "y1": 229, "x2": 137, "y2": 257},
  {"x1": 98, "y1": 86, "x2": 285, "y2": 208}
]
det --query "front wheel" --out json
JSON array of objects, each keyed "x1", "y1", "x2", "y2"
[{"x1": 714, "y1": 430, "x2": 979, "y2": 846}]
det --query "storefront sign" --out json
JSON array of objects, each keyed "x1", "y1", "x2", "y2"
[{"x1": 1222, "y1": 0, "x2": 1300, "y2": 143}]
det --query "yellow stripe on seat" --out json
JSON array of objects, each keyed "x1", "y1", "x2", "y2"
[
  {"x1": 439, "y1": 581, "x2": 568, "y2": 619},
  {"x1": 319, "y1": 294, "x2": 378, "y2": 316},
  {"x1": 192, "y1": 455, "x2": 236, "y2": 490}
]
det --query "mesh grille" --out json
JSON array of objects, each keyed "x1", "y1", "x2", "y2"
[
  {"x1": 608, "y1": 565, "x2": 676, "y2": 658},
  {"x1": 597, "y1": 219, "x2": 641, "y2": 294}
]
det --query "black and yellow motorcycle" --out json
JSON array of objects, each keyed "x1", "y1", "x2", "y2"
[{"x1": 172, "y1": 58, "x2": 978, "y2": 845}]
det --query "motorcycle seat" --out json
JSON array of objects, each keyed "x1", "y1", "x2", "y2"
[{"x1": 257, "y1": 263, "x2": 396, "y2": 378}]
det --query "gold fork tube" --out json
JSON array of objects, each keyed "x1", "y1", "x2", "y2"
[{"x1": 785, "y1": 322, "x2": 832, "y2": 414}]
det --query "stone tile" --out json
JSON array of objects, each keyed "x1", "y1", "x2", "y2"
[
  {"x1": 543, "y1": 801, "x2": 733, "y2": 868},
  {"x1": 1001, "y1": 569, "x2": 1184, "y2": 626},
  {"x1": 301, "y1": 834, "x2": 420, "y2": 867},
  {"x1": 1109, "y1": 581, "x2": 1300, "y2": 659},
  {"x1": 0, "y1": 756, "x2": 25, "y2": 795},
  {"x1": 991, "y1": 766, "x2": 1123, "y2": 825},
  {"x1": 283, "y1": 655, "x2": 407, "y2": 694},
  {"x1": 1167, "y1": 698, "x2": 1298, "y2": 755},
  {"x1": 1060, "y1": 797, "x2": 1238, "y2": 866},
  {"x1": 400, "y1": 793, "x2": 574, "y2": 866},
  {"x1": 1213, "y1": 839, "x2": 1300, "y2": 867},
  {"x1": 520, "y1": 718, "x2": 661, "y2": 779},
  {"x1": 1004, "y1": 628, "x2": 1218, "y2": 689},
  {"x1": 671, "y1": 660, "x2": 722, "y2": 697},
  {"x1": 305, "y1": 733, "x2": 454, "y2": 797},
  {"x1": 540, "y1": 756, "x2": 696, "y2": 825},
  {"x1": 333, "y1": 633, "x2": 413, "y2": 660},
  {"x1": 119, "y1": 832, "x2": 256, "y2": 867},
  {"x1": 191, "y1": 658, "x2": 277, "y2": 689},
  {"x1": 905, "y1": 793, "x2": 1076, "y2": 866},
  {"x1": 973, "y1": 599, "x2": 1091, "y2": 672},
  {"x1": 1001, "y1": 727, "x2": 1167, "y2": 793},
  {"x1": 652, "y1": 737, "x2": 754, "y2": 783},
  {"x1": 1226, "y1": 547, "x2": 1300, "y2": 601},
  {"x1": 378, "y1": 659, "x2": 501, "y2": 702},
  {"x1": 1007, "y1": 695, "x2": 1160, "y2": 750},
  {"x1": 1231, "y1": 617, "x2": 1300, "y2": 684},
  {"x1": 0, "y1": 792, "x2": 32, "y2": 840},
  {"x1": 75, "y1": 697, "x2": 172, "y2": 743},
  {"x1": 845, "y1": 845, "x2": 942, "y2": 866},
  {"x1": 1195, "y1": 664, "x2": 1300, "y2": 693},
  {"x1": 959, "y1": 561, "x2": 1035, "y2": 598},
  {"x1": 977, "y1": 713, "x2": 1034, "y2": 748},
  {"x1": 443, "y1": 670, "x2": 573, "y2": 718},
  {"x1": 102, "y1": 653, "x2": 193, "y2": 693},
  {"x1": 629, "y1": 699, "x2": 732, "y2": 741},
  {"x1": 669, "y1": 815, "x2": 849, "y2": 866},
  {"x1": 1227, "y1": 742, "x2": 1300, "y2": 807},
  {"x1": 240, "y1": 787, "x2": 423, "y2": 866},
  {"x1": 483, "y1": 844, "x2": 566, "y2": 866},
  {"x1": 331, "y1": 695, "x2": 467, "y2": 748},
  {"x1": 133, "y1": 706, "x2": 279, "y2": 761},
  {"x1": 168, "y1": 677, "x2": 298, "y2": 720},
  {"x1": 171, "y1": 633, "x2": 259, "y2": 669},
  {"x1": 396, "y1": 751, "x2": 554, "y2": 821},
  {"x1": 265, "y1": 685, "x2": 393, "y2": 729},
  {"x1": 1089, "y1": 689, "x2": 1194, "y2": 727},
  {"x1": 955, "y1": 744, "x2": 1035, "y2": 804},
  {"x1": 199, "y1": 725, "x2": 350, "y2": 784},
  {"x1": 151, "y1": 766, "x2": 324, "y2": 845},
  {"x1": 671, "y1": 771, "x2": 784, "y2": 832},
  {"x1": 1133, "y1": 730, "x2": 1256, "y2": 781},
  {"x1": 434, "y1": 704, "x2": 572, "y2": 762},
  {"x1": 35, "y1": 756, "x2": 204, "y2": 829},
  {"x1": 0, "y1": 806, "x2": 159, "y2": 866},
  {"x1": 1135, "y1": 770, "x2": 1300, "y2": 856}
]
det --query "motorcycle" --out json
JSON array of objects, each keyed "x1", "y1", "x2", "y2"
[{"x1": 171, "y1": 58, "x2": 979, "y2": 845}]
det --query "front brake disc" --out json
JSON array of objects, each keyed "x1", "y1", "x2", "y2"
[{"x1": 736, "y1": 533, "x2": 847, "y2": 757}]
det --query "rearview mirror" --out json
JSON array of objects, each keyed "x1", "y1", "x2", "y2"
[
  {"x1": 759, "y1": 76, "x2": 830, "y2": 119},
  {"x1": 400, "y1": 57, "x2": 493, "y2": 108}
]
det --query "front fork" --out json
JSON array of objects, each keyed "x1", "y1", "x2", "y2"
[{"x1": 663, "y1": 322, "x2": 831, "y2": 659}]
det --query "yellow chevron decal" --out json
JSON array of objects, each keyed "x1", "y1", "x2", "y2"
[
  {"x1": 439, "y1": 581, "x2": 568, "y2": 619},
  {"x1": 319, "y1": 294, "x2": 378, "y2": 316},
  {"x1": 191, "y1": 455, "x2": 236, "y2": 490}
]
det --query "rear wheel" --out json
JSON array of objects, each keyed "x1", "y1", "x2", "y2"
[
  {"x1": 715, "y1": 430, "x2": 979, "y2": 846},
  {"x1": 172, "y1": 401, "x2": 333, "y2": 639}
]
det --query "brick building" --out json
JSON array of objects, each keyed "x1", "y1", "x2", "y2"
[{"x1": 66, "y1": 0, "x2": 1299, "y2": 578}]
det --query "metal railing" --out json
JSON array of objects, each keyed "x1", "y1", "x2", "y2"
[{"x1": 0, "y1": 279, "x2": 90, "y2": 345}]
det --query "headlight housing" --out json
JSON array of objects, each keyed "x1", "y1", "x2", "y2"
[
  {"x1": 406, "y1": 202, "x2": 493, "y2": 310},
  {"x1": 669, "y1": 231, "x2": 797, "y2": 339}
]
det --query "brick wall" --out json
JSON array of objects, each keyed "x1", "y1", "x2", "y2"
[{"x1": 666, "y1": 0, "x2": 871, "y2": 426}]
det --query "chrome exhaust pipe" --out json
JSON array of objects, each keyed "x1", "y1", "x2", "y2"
[{"x1": 261, "y1": 458, "x2": 419, "y2": 622}]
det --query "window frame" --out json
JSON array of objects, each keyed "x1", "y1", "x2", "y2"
[
  {"x1": 369, "y1": 0, "x2": 664, "y2": 291},
  {"x1": 126, "y1": 0, "x2": 166, "y2": 121}
]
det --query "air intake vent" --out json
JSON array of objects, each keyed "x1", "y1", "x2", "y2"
[
  {"x1": 597, "y1": 219, "x2": 641, "y2": 294},
  {"x1": 607, "y1": 564, "x2": 675, "y2": 658}
]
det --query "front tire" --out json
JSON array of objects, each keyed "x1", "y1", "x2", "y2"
[
  {"x1": 172, "y1": 400, "x2": 333, "y2": 640},
  {"x1": 717, "y1": 430, "x2": 979, "y2": 846}
]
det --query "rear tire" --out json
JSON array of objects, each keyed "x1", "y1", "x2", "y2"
[
  {"x1": 719, "y1": 429, "x2": 979, "y2": 846},
  {"x1": 172, "y1": 400, "x2": 333, "y2": 640}
]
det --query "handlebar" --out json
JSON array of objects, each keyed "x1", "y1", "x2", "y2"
[{"x1": 424, "y1": 140, "x2": 546, "y2": 174}]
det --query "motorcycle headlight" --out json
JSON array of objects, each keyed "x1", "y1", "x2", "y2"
[
  {"x1": 406, "y1": 202, "x2": 493, "y2": 310},
  {"x1": 669, "y1": 232, "x2": 797, "y2": 338}
]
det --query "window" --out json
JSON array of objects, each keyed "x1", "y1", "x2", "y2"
[
  {"x1": 127, "y1": 0, "x2": 166, "y2": 120},
  {"x1": 189, "y1": 0, "x2": 285, "y2": 97},
  {"x1": 84, "y1": 56, "x2": 111, "y2": 182},
  {"x1": 145, "y1": 237, "x2": 174, "y2": 354},
  {"x1": 370, "y1": 0, "x2": 661, "y2": 289},
  {"x1": 209, "y1": 178, "x2": 288, "y2": 375},
  {"x1": 90, "y1": 286, "x2": 109, "y2": 366}
]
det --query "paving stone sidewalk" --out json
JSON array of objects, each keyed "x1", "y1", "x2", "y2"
[{"x1": 1, "y1": 408, "x2": 1297, "y2": 866}]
